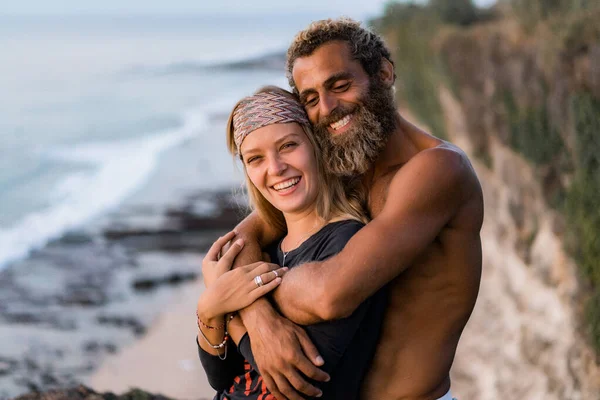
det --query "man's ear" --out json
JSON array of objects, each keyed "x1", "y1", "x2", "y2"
[{"x1": 379, "y1": 58, "x2": 395, "y2": 87}]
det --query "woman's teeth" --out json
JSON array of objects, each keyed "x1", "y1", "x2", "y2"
[
  {"x1": 330, "y1": 114, "x2": 352, "y2": 130},
  {"x1": 273, "y1": 177, "x2": 300, "y2": 191}
]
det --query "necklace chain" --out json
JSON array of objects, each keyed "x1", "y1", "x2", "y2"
[{"x1": 281, "y1": 222, "x2": 324, "y2": 267}]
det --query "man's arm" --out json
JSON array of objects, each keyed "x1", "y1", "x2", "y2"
[
  {"x1": 229, "y1": 211, "x2": 281, "y2": 352},
  {"x1": 230, "y1": 211, "x2": 282, "y2": 327},
  {"x1": 232, "y1": 211, "x2": 282, "y2": 258},
  {"x1": 272, "y1": 147, "x2": 480, "y2": 324},
  {"x1": 229, "y1": 212, "x2": 330, "y2": 400}
]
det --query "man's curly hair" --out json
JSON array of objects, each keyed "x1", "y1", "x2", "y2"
[{"x1": 286, "y1": 18, "x2": 395, "y2": 93}]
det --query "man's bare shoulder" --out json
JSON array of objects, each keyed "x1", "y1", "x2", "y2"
[
  {"x1": 390, "y1": 142, "x2": 479, "y2": 196},
  {"x1": 370, "y1": 141, "x2": 484, "y2": 236}
]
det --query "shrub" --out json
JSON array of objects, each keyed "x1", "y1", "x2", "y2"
[
  {"x1": 565, "y1": 92, "x2": 600, "y2": 286},
  {"x1": 509, "y1": 0, "x2": 598, "y2": 31},
  {"x1": 430, "y1": 0, "x2": 480, "y2": 26},
  {"x1": 372, "y1": 3, "x2": 448, "y2": 138},
  {"x1": 502, "y1": 90, "x2": 566, "y2": 166}
]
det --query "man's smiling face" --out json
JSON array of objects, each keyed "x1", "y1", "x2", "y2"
[
  {"x1": 293, "y1": 41, "x2": 369, "y2": 135},
  {"x1": 292, "y1": 40, "x2": 397, "y2": 177}
]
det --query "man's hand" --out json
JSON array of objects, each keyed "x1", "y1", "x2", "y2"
[
  {"x1": 246, "y1": 310, "x2": 330, "y2": 400},
  {"x1": 229, "y1": 212, "x2": 329, "y2": 398}
]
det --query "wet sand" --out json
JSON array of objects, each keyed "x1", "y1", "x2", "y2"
[{"x1": 88, "y1": 281, "x2": 214, "y2": 400}]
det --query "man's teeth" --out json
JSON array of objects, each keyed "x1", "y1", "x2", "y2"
[
  {"x1": 273, "y1": 177, "x2": 300, "y2": 191},
  {"x1": 330, "y1": 114, "x2": 352, "y2": 130}
]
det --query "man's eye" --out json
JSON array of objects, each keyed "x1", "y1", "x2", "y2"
[
  {"x1": 333, "y1": 82, "x2": 350, "y2": 91},
  {"x1": 305, "y1": 97, "x2": 318, "y2": 107}
]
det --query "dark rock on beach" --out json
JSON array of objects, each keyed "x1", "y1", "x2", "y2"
[
  {"x1": 13, "y1": 385, "x2": 183, "y2": 400},
  {"x1": 96, "y1": 315, "x2": 147, "y2": 336},
  {"x1": 103, "y1": 191, "x2": 246, "y2": 252},
  {"x1": 0, "y1": 189, "x2": 244, "y2": 399},
  {"x1": 132, "y1": 271, "x2": 197, "y2": 292}
]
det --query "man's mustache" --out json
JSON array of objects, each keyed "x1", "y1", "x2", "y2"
[{"x1": 315, "y1": 104, "x2": 359, "y2": 130}]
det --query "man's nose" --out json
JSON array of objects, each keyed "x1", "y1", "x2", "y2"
[
  {"x1": 267, "y1": 155, "x2": 287, "y2": 176},
  {"x1": 319, "y1": 94, "x2": 338, "y2": 118}
]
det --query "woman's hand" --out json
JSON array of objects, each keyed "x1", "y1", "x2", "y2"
[
  {"x1": 202, "y1": 231, "x2": 239, "y2": 288},
  {"x1": 198, "y1": 231, "x2": 288, "y2": 320}
]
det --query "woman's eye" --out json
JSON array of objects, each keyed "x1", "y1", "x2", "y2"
[
  {"x1": 246, "y1": 156, "x2": 260, "y2": 164},
  {"x1": 281, "y1": 142, "x2": 297, "y2": 150}
]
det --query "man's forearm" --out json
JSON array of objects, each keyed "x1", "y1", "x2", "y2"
[
  {"x1": 230, "y1": 211, "x2": 287, "y2": 331},
  {"x1": 238, "y1": 297, "x2": 280, "y2": 328},
  {"x1": 233, "y1": 211, "x2": 283, "y2": 255},
  {"x1": 271, "y1": 261, "x2": 332, "y2": 325}
]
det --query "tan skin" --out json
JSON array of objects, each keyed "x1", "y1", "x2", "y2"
[
  {"x1": 229, "y1": 41, "x2": 483, "y2": 400},
  {"x1": 195, "y1": 232, "x2": 288, "y2": 357}
]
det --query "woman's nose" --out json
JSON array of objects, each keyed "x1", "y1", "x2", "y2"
[{"x1": 267, "y1": 155, "x2": 287, "y2": 176}]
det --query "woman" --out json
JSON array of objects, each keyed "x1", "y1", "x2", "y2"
[{"x1": 196, "y1": 86, "x2": 387, "y2": 399}]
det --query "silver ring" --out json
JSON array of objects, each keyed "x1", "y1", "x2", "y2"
[
  {"x1": 254, "y1": 275, "x2": 264, "y2": 288},
  {"x1": 273, "y1": 270, "x2": 279, "y2": 278}
]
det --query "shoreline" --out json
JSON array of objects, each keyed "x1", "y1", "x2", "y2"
[
  {"x1": 87, "y1": 280, "x2": 214, "y2": 400},
  {"x1": 0, "y1": 189, "x2": 243, "y2": 399}
]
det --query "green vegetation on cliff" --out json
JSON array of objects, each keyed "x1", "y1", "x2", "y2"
[
  {"x1": 372, "y1": 3, "x2": 447, "y2": 138},
  {"x1": 567, "y1": 92, "x2": 600, "y2": 350},
  {"x1": 510, "y1": 0, "x2": 596, "y2": 31},
  {"x1": 503, "y1": 90, "x2": 566, "y2": 167},
  {"x1": 371, "y1": 1, "x2": 495, "y2": 140},
  {"x1": 373, "y1": 0, "x2": 600, "y2": 352}
]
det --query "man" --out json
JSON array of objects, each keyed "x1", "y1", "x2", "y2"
[{"x1": 226, "y1": 18, "x2": 483, "y2": 400}]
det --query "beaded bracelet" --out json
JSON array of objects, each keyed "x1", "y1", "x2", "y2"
[
  {"x1": 196, "y1": 311, "x2": 235, "y2": 330},
  {"x1": 198, "y1": 328, "x2": 229, "y2": 360},
  {"x1": 198, "y1": 326, "x2": 229, "y2": 350},
  {"x1": 196, "y1": 312, "x2": 236, "y2": 361}
]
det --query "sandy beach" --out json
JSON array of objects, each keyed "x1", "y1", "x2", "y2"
[
  {"x1": 0, "y1": 188, "x2": 243, "y2": 399},
  {"x1": 88, "y1": 280, "x2": 214, "y2": 400}
]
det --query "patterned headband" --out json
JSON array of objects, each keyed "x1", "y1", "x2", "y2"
[{"x1": 233, "y1": 91, "x2": 309, "y2": 151}]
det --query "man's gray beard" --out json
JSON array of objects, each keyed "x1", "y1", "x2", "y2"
[
  {"x1": 315, "y1": 107, "x2": 386, "y2": 177},
  {"x1": 314, "y1": 80, "x2": 397, "y2": 177}
]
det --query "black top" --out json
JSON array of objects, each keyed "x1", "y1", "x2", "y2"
[{"x1": 198, "y1": 220, "x2": 388, "y2": 400}]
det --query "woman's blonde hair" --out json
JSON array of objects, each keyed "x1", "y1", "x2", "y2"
[{"x1": 226, "y1": 86, "x2": 368, "y2": 232}]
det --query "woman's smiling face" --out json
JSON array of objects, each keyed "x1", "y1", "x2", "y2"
[{"x1": 240, "y1": 122, "x2": 319, "y2": 217}]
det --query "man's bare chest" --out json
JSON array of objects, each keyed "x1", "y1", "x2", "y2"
[{"x1": 367, "y1": 172, "x2": 396, "y2": 215}]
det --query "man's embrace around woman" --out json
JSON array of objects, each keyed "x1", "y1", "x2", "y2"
[{"x1": 196, "y1": 18, "x2": 483, "y2": 400}]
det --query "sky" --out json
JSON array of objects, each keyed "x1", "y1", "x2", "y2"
[{"x1": 1, "y1": 0, "x2": 497, "y2": 17}]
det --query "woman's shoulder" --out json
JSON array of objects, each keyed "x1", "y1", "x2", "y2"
[
  {"x1": 321, "y1": 218, "x2": 364, "y2": 236},
  {"x1": 280, "y1": 219, "x2": 365, "y2": 267},
  {"x1": 309, "y1": 219, "x2": 364, "y2": 260}
]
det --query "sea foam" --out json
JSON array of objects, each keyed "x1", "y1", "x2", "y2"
[{"x1": 0, "y1": 109, "x2": 208, "y2": 270}]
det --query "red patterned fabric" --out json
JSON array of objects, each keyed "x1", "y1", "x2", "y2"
[{"x1": 233, "y1": 91, "x2": 309, "y2": 150}]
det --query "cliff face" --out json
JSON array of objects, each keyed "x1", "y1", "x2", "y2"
[
  {"x1": 442, "y1": 86, "x2": 600, "y2": 399},
  {"x1": 429, "y1": 16, "x2": 600, "y2": 399}
]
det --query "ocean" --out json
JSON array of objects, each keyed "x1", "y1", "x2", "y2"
[{"x1": 0, "y1": 12, "x2": 372, "y2": 270}]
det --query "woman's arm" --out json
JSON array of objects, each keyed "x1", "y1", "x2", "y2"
[
  {"x1": 229, "y1": 212, "x2": 289, "y2": 337},
  {"x1": 227, "y1": 214, "x2": 330, "y2": 399},
  {"x1": 196, "y1": 288, "x2": 244, "y2": 391},
  {"x1": 196, "y1": 233, "x2": 287, "y2": 390},
  {"x1": 197, "y1": 336, "x2": 246, "y2": 392}
]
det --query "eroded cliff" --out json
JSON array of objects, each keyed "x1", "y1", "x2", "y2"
[{"x1": 381, "y1": 4, "x2": 600, "y2": 398}]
